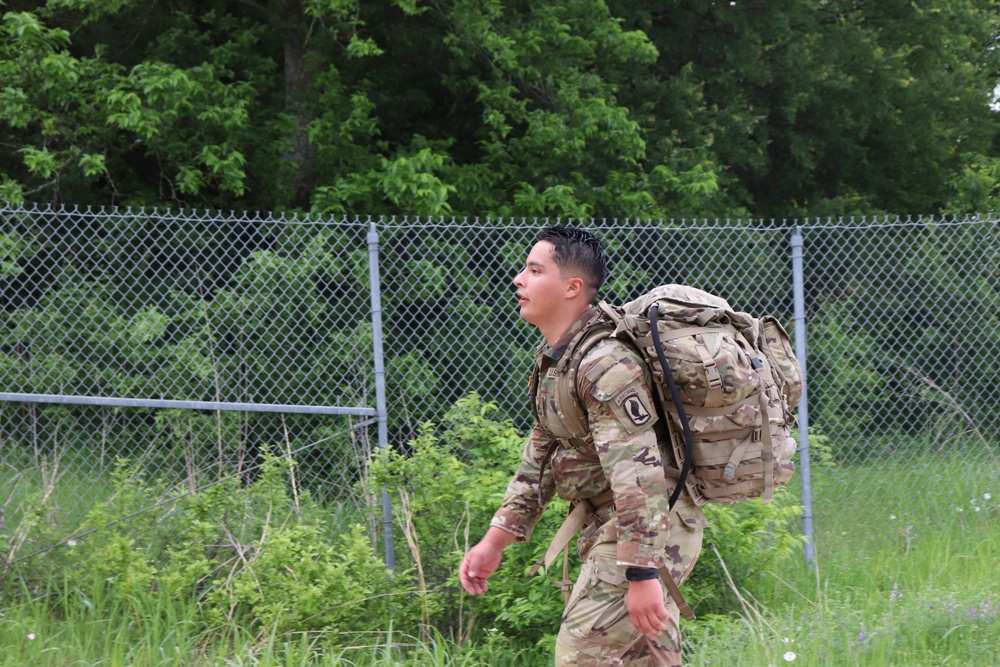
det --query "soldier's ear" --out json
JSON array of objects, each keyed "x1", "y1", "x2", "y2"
[{"x1": 565, "y1": 276, "x2": 585, "y2": 299}]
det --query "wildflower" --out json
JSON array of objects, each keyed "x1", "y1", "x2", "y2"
[
  {"x1": 889, "y1": 514, "x2": 896, "y2": 520},
  {"x1": 985, "y1": 493, "x2": 992, "y2": 500},
  {"x1": 67, "y1": 540, "x2": 76, "y2": 547},
  {"x1": 956, "y1": 507, "x2": 964, "y2": 512},
  {"x1": 890, "y1": 583, "x2": 901, "y2": 602},
  {"x1": 783, "y1": 652, "x2": 797, "y2": 662},
  {"x1": 27, "y1": 633, "x2": 35, "y2": 640},
  {"x1": 975, "y1": 506, "x2": 981, "y2": 512}
]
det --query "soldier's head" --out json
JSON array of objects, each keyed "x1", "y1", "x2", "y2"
[
  {"x1": 535, "y1": 226, "x2": 608, "y2": 301},
  {"x1": 514, "y1": 226, "x2": 608, "y2": 342}
]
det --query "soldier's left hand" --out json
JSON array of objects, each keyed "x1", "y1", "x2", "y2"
[{"x1": 626, "y1": 579, "x2": 669, "y2": 636}]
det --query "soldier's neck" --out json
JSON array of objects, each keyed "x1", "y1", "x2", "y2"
[{"x1": 539, "y1": 304, "x2": 593, "y2": 346}]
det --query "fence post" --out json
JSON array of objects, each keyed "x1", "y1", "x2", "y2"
[
  {"x1": 791, "y1": 226, "x2": 815, "y2": 565},
  {"x1": 367, "y1": 220, "x2": 395, "y2": 571}
]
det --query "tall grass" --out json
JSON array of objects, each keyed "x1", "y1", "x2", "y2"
[
  {"x1": 0, "y1": 451, "x2": 997, "y2": 665},
  {"x1": 0, "y1": 593, "x2": 550, "y2": 667},
  {"x1": 685, "y1": 452, "x2": 1000, "y2": 667},
  {"x1": 684, "y1": 521, "x2": 998, "y2": 666}
]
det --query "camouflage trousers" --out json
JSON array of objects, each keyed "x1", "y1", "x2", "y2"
[{"x1": 554, "y1": 506, "x2": 706, "y2": 667}]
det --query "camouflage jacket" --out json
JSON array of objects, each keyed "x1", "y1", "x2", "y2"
[{"x1": 490, "y1": 307, "x2": 676, "y2": 569}]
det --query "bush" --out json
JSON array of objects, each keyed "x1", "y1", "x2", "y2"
[
  {"x1": 370, "y1": 393, "x2": 568, "y2": 648},
  {"x1": 0, "y1": 392, "x2": 806, "y2": 657},
  {"x1": 372, "y1": 393, "x2": 806, "y2": 648},
  {"x1": 5, "y1": 449, "x2": 411, "y2": 643}
]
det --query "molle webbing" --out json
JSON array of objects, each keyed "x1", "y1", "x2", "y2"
[
  {"x1": 597, "y1": 285, "x2": 800, "y2": 508},
  {"x1": 634, "y1": 325, "x2": 727, "y2": 409}
]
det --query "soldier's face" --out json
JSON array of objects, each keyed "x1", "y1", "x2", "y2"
[{"x1": 513, "y1": 241, "x2": 569, "y2": 328}]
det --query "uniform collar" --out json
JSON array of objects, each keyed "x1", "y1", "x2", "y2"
[{"x1": 539, "y1": 306, "x2": 598, "y2": 362}]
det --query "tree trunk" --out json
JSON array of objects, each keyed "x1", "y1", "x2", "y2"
[{"x1": 282, "y1": 0, "x2": 317, "y2": 208}]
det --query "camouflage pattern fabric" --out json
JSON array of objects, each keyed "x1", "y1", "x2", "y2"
[
  {"x1": 606, "y1": 285, "x2": 801, "y2": 506},
  {"x1": 489, "y1": 307, "x2": 707, "y2": 665},
  {"x1": 491, "y1": 307, "x2": 683, "y2": 568},
  {"x1": 759, "y1": 315, "x2": 803, "y2": 408},
  {"x1": 556, "y1": 513, "x2": 704, "y2": 667},
  {"x1": 527, "y1": 287, "x2": 800, "y2": 509}
]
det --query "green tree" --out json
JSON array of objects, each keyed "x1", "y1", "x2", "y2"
[
  {"x1": 3, "y1": 0, "x2": 648, "y2": 211},
  {"x1": 612, "y1": 0, "x2": 1000, "y2": 216},
  {"x1": 3, "y1": 1, "x2": 998, "y2": 215}
]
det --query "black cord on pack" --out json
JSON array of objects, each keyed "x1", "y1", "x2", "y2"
[{"x1": 649, "y1": 304, "x2": 693, "y2": 511}]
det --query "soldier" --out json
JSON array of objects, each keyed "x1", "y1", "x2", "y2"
[{"x1": 459, "y1": 226, "x2": 706, "y2": 666}]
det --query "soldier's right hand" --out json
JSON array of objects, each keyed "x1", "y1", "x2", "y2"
[
  {"x1": 459, "y1": 527, "x2": 516, "y2": 594},
  {"x1": 459, "y1": 541, "x2": 503, "y2": 594}
]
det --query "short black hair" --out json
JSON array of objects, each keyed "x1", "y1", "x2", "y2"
[{"x1": 536, "y1": 226, "x2": 609, "y2": 299}]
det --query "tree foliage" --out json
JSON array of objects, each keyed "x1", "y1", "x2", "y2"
[
  {"x1": 1, "y1": 0, "x2": 996, "y2": 215},
  {"x1": 617, "y1": 0, "x2": 1000, "y2": 215}
]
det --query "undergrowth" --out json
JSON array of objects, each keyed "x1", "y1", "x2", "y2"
[{"x1": 0, "y1": 394, "x2": 995, "y2": 665}]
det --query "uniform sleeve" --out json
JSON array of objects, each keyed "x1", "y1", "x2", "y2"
[
  {"x1": 489, "y1": 424, "x2": 558, "y2": 542},
  {"x1": 578, "y1": 340, "x2": 674, "y2": 569}
]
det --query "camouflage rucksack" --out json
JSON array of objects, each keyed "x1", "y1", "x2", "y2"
[{"x1": 560, "y1": 284, "x2": 803, "y2": 508}]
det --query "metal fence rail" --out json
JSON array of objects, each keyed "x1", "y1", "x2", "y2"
[{"x1": 3, "y1": 204, "x2": 1000, "y2": 566}]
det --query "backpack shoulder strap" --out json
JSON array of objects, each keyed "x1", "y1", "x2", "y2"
[{"x1": 528, "y1": 313, "x2": 614, "y2": 441}]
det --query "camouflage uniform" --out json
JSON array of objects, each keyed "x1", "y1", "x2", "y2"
[{"x1": 491, "y1": 307, "x2": 706, "y2": 667}]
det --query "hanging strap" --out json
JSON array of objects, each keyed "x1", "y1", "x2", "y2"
[
  {"x1": 659, "y1": 564, "x2": 696, "y2": 621},
  {"x1": 530, "y1": 489, "x2": 696, "y2": 620},
  {"x1": 528, "y1": 490, "x2": 614, "y2": 580},
  {"x1": 758, "y1": 389, "x2": 775, "y2": 503}
]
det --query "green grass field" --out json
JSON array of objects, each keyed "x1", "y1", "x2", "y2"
[
  {"x1": 683, "y1": 451, "x2": 1000, "y2": 667},
  {"x1": 0, "y1": 452, "x2": 997, "y2": 666}
]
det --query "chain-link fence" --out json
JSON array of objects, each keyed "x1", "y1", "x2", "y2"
[
  {"x1": 3, "y1": 204, "x2": 1000, "y2": 564},
  {"x1": 0, "y1": 206, "x2": 384, "y2": 547},
  {"x1": 798, "y1": 219, "x2": 1000, "y2": 541}
]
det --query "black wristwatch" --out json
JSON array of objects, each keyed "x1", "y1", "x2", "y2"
[{"x1": 625, "y1": 567, "x2": 659, "y2": 581}]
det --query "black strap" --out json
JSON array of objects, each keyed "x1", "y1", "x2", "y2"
[{"x1": 649, "y1": 304, "x2": 693, "y2": 511}]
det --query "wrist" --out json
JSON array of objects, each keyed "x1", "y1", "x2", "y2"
[
  {"x1": 625, "y1": 567, "x2": 659, "y2": 582},
  {"x1": 480, "y1": 526, "x2": 517, "y2": 551}
]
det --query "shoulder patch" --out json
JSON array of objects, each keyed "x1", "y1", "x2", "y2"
[
  {"x1": 619, "y1": 390, "x2": 652, "y2": 425},
  {"x1": 596, "y1": 378, "x2": 658, "y2": 435},
  {"x1": 578, "y1": 340, "x2": 657, "y2": 434}
]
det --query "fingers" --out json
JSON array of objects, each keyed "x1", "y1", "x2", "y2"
[
  {"x1": 459, "y1": 554, "x2": 488, "y2": 595},
  {"x1": 630, "y1": 608, "x2": 665, "y2": 635},
  {"x1": 463, "y1": 576, "x2": 488, "y2": 594},
  {"x1": 634, "y1": 609, "x2": 668, "y2": 636},
  {"x1": 627, "y1": 579, "x2": 670, "y2": 636},
  {"x1": 459, "y1": 538, "x2": 507, "y2": 595}
]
